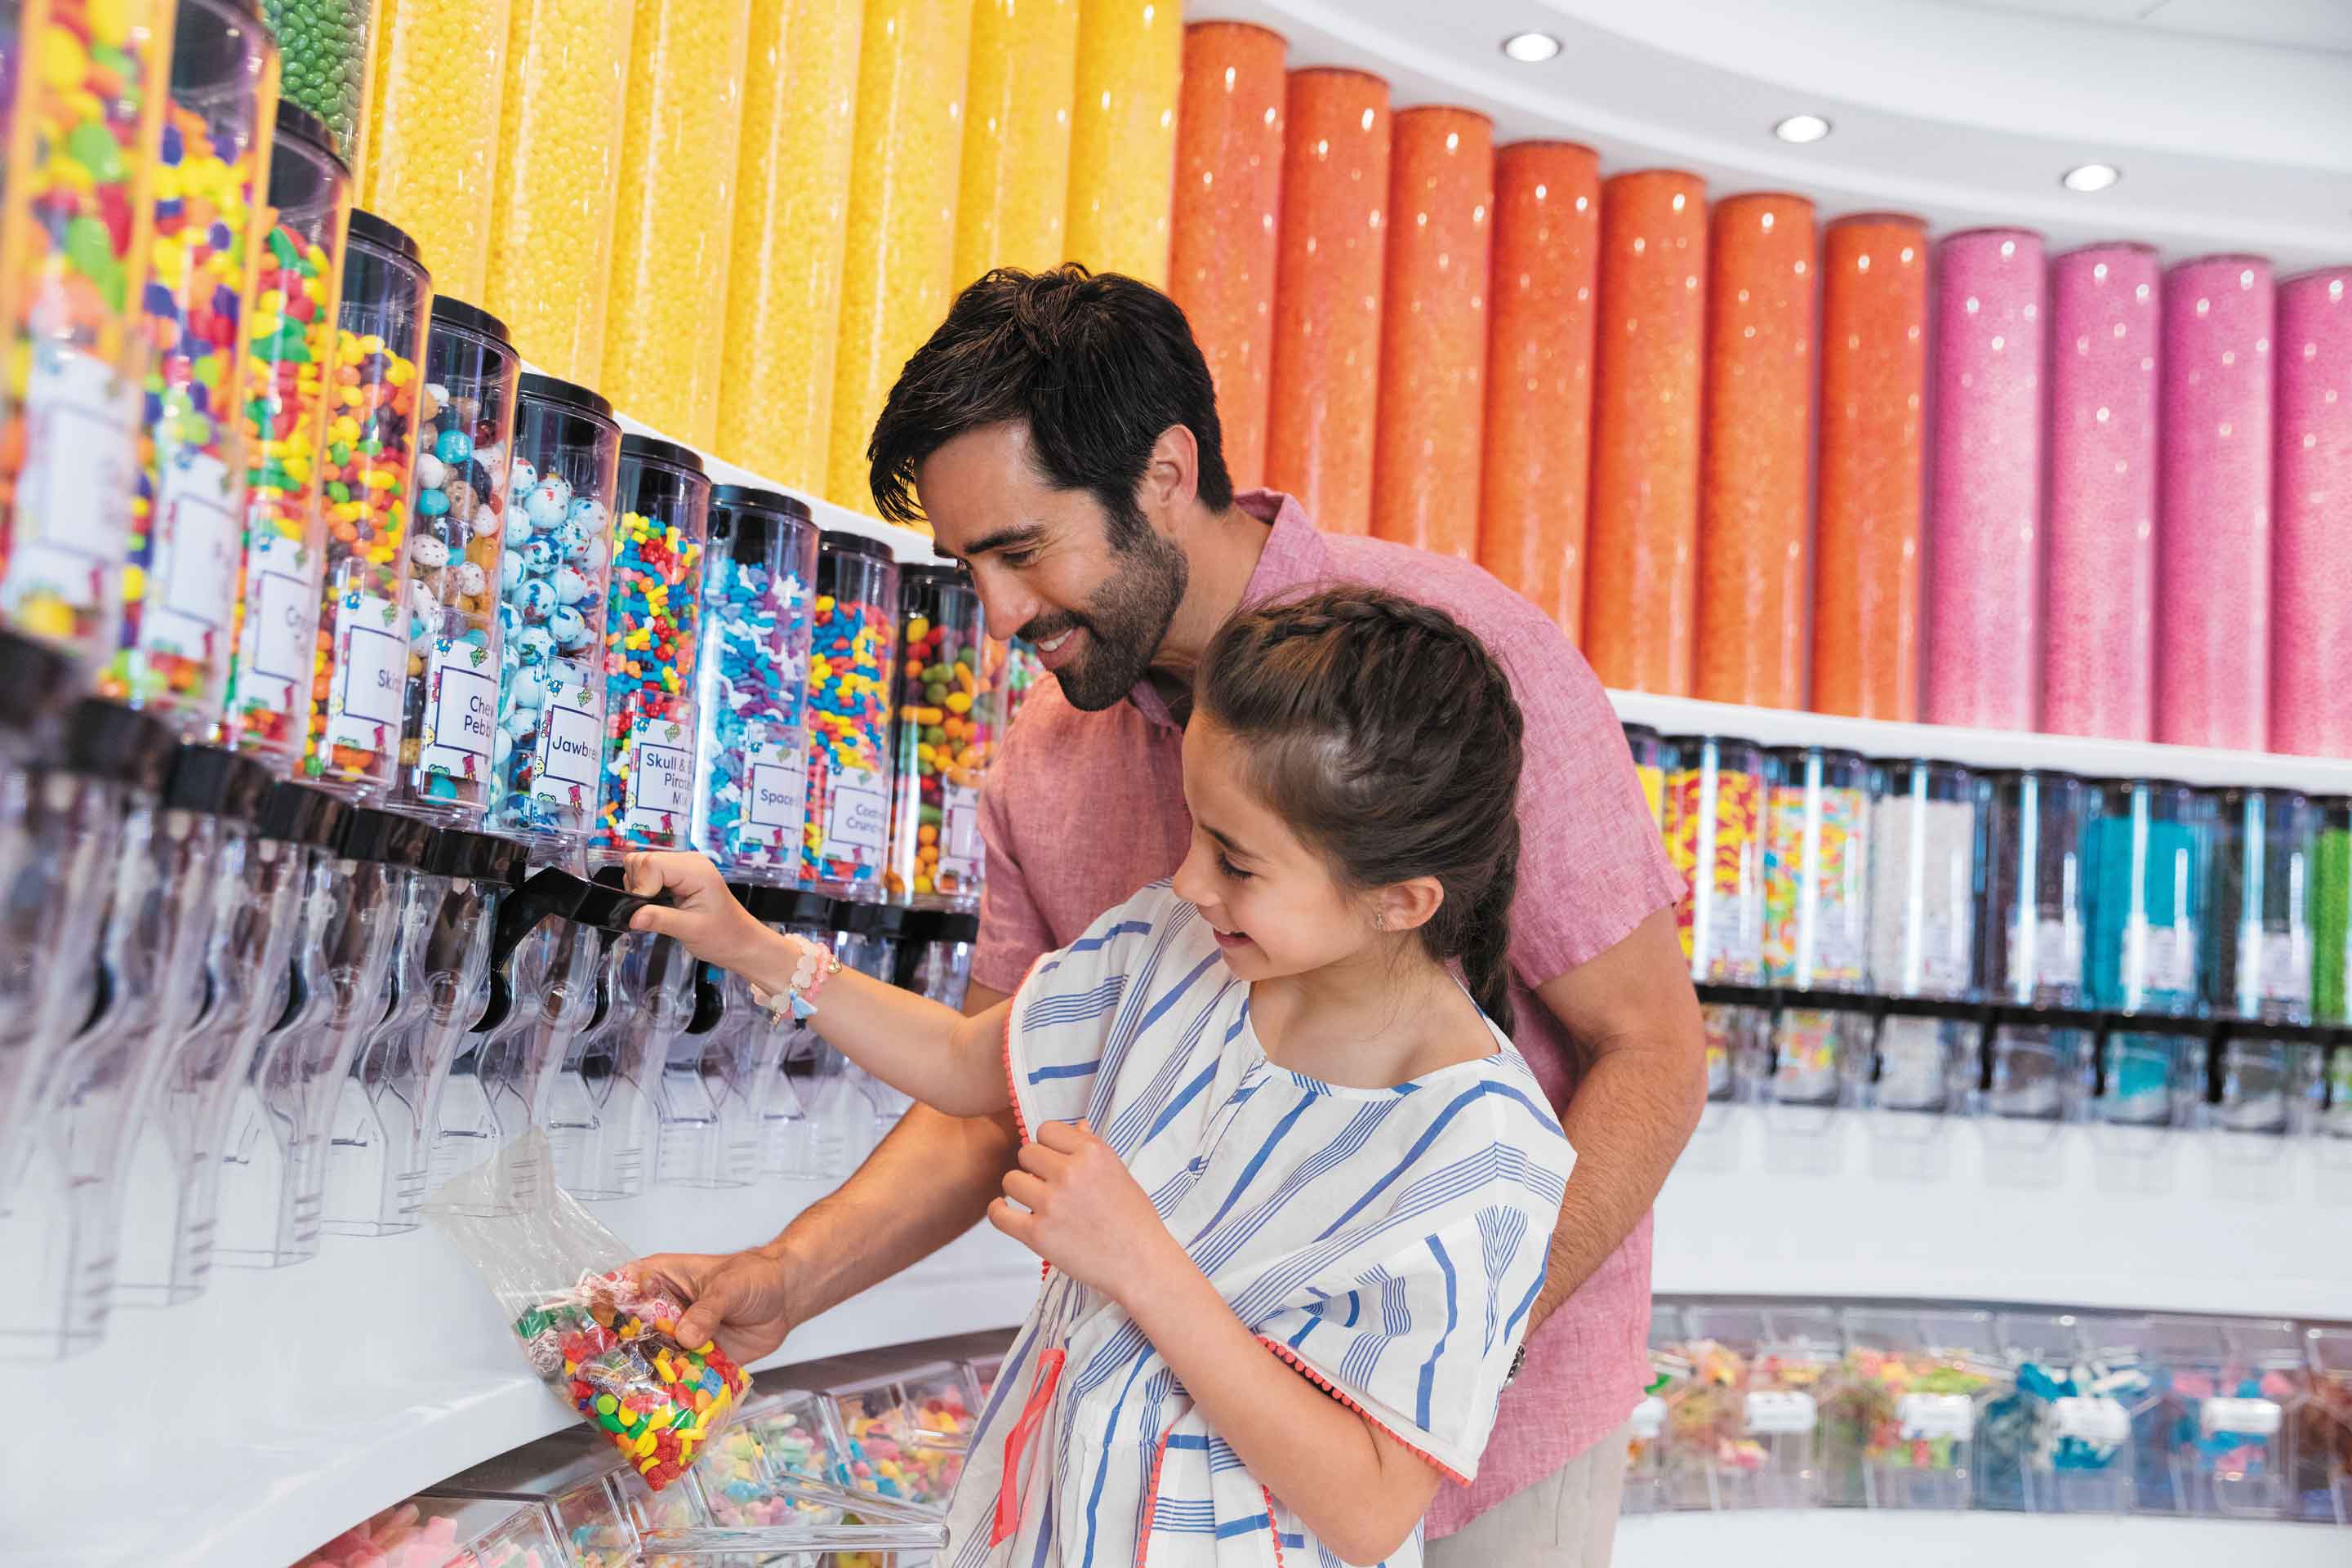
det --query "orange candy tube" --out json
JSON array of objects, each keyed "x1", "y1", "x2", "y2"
[
  {"x1": 1168, "y1": 21, "x2": 1285, "y2": 491},
  {"x1": 1811, "y1": 213, "x2": 1928, "y2": 721},
  {"x1": 1370, "y1": 106, "x2": 1492, "y2": 560},
  {"x1": 1695, "y1": 193, "x2": 1815, "y2": 709},
  {"x1": 1583, "y1": 169, "x2": 1707, "y2": 693},
  {"x1": 1480, "y1": 141, "x2": 1600, "y2": 637},
  {"x1": 1264, "y1": 68, "x2": 1390, "y2": 537}
]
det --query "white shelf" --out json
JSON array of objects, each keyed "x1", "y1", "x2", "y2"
[
  {"x1": 0, "y1": 1181, "x2": 1037, "y2": 1568},
  {"x1": 1655, "y1": 1107, "x2": 2352, "y2": 1317},
  {"x1": 1614, "y1": 1510, "x2": 2345, "y2": 1568},
  {"x1": 1609, "y1": 691, "x2": 2352, "y2": 795}
]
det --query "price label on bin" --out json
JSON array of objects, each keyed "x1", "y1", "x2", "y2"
[{"x1": 1743, "y1": 1390, "x2": 1817, "y2": 1436}]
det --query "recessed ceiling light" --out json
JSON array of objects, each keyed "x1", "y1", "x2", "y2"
[
  {"x1": 2062, "y1": 163, "x2": 2121, "y2": 193},
  {"x1": 1501, "y1": 31, "x2": 1561, "y2": 63},
  {"x1": 1773, "y1": 114, "x2": 1832, "y2": 144}
]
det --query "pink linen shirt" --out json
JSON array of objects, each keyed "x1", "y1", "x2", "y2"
[{"x1": 971, "y1": 489, "x2": 1683, "y2": 1535}]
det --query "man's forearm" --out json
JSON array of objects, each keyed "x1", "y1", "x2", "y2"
[
  {"x1": 759, "y1": 1102, "x2": 1021, "y2": 1321},
  {"x1": 1535, "y1": 1032, "x2": 1704, "y2": 1324}
]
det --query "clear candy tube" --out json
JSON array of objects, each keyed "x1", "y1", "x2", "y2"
[{"x1": 690, "y1": 487, "x2": 818, "y2": 884}]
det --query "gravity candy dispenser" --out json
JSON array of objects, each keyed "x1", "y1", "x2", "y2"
[
  {"x1": 1762, "y1": 746, "x2": 1871, "y2": 1107},
  {"x1": 112, "y1": 772, "x2": 340, "y2": 1307},
  {"x1": 802, "y1": 532, "x2": 898, "y2": 901},
  {"x1": 1664, "y1": 737, "x2": 1769, "y2": 1101},
  {"x1": 299, "y1": 207, "x2": 430, "y2": 800},
  {"x1": 1980, "y1": 771, "x2": 2091, "y2": 1120},
  {"x1": 105, "y1": 0, "x2": 278, "y2": 733},
  {"x1": 761, "y1": 889, "x2": 839, "y2": 1181},
  {"x1": 2319, "y1": 798, "x2": 2352, "y2": 1138},
  {"x1": 390, "y1": 296, "x2": 519, "y2": 824},
  {"x1": 689, "y1": 486, "x2": 819, "y2": 884},
  {"x1": 1867, "y1": 760, "x2": 1984, "y2": 1114},
  {"x1": 886, "y1": 566, "x2": 996, "y2": 909},
  {"x1": 0, "y1": 0, "x2": 173, "y2": 673},
  {"x1": 2084, "y1": 780, "x2": 2212, "y2": 1125},
  {"x1": 222, "y1": 102, "x2": 348, "y2": 771},
  {"x1": 2202, "y1": 789, "x2": 2319, "y2": 1133},
  {"x1": 212, "y1": 799, "x2": 428, "y2": 1267}
]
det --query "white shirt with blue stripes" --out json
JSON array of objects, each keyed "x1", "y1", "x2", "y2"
[{"x1": 945, "y1": 882, "x2": 1576, "y2": 1568}]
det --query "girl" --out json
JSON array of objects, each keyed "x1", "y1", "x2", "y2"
[{"x1": 624, "y1": 589, "x2": 1573, "y2": 1568}]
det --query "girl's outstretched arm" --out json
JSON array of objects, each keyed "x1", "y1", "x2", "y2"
[
  {"x1": 992, "y1": 1120, "x2": 1445, "y2": 1566},
  {"x1": 622, "y1": 851, "x2": 1011, "y2": 1117}
]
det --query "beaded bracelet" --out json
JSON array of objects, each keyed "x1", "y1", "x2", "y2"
[{"x1": 751, "y1": 933, "x2": 844, "y2": 1021}]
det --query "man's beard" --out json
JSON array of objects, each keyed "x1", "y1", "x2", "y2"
[{"x1": 1025, "y1": 525, "x2": 1190, "y2": 713}]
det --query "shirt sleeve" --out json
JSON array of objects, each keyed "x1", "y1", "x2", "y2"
[
  {"x1": 1244, "y1": 1080, "x2": 1573, "y2": 1485},
  {"x1": 1001, "y1": 884, "x2": 1175, "y2": 1140},
  {"x1": 972, "y1": 760, "x2": 1057, "y2": 997},
  {"x1": 1481, "y1": 602, "x2": 1684, "y2": 982}
]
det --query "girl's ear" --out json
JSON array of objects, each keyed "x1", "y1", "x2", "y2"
[{"x1": 1370, "y1": 876, "x2": 1446, "y2": 936}]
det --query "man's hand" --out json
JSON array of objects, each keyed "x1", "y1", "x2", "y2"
[
  {"x1": 989, "y1": 1120, "x2": 1183, "y2": 1305},
  {"x1": 629, "y1": 1249, "x2": 799, "y2": 1367}
]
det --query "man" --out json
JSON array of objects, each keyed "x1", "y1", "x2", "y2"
[{"x1": 643, "y1": 267, "x2": 1705, "y2": 1565}]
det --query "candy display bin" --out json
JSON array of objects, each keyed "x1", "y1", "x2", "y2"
[
  {"x1": 803, "y1": 532, "x2": 901, "y2": 900},
  {"x1": 826, "y1": 1361, "x2": 982, "y2": 1511},
  {"x1": 1666, "y1": 737, "x2": 1770, "y2": 1099},
  {"x1": 1764, "y1": 746, "x2": 1871, "y2": 1107},
  {"x1": 394, "y1": 296, "x2": 521, "y2": 826},
  {"x1": 1678, "y1": 1303, "x2": 1832, "y2": 1510},
  {"x1": 743, "y1": 1385, "x2": 853, "y2": 1493},
  {"x1": 549, "y1": 928, "x2": 699, "y2": 1201},
  {"x1": 434, "y1": 1430, "x2": 643, "y2": 1566},
  {"x1": 1990, "y1": 1310, "x2": 2143, "y2": 1515},
  {"x1": 653, "y1": 955, "x2": 770, "y2": 1192},
  {"x1": 2300, "y1": 1328, "x2": 2352, "y2": 1524},
  {"x1": 1827, "y1": 1307, "x2": 2004, "y2": 1511},
  {"x1": 2138, "y1": 1314, "x2": 2302, "y2": 1517},
  {"x1": 289, "y1": 1492, "x2": 565, "y2": 1568},
  {"x1": 259, "y1": 0, "x2": 371, "y2": 160},
  {"x1": 1625, "y1": 1312, "x2": 1692, "y2": 1515},
  {"x1": 1625, "y1": 723, "x2": 1671, "y2": 829},
  {"x1": 964, "y1": 1352, "x2": 1007, "y2": 1405},
  {"x1": 1868, "y1": 759, "x2": 1984, "y2": 1114},
  {"x1": 594, "y1": 435, "x2": 711, "y2": 862},
  {"x1": 2084, "y1": 779, "x2": 2210, "y2": 1126},
  {"x1": 886, "y1": 565, "x2": 997, "y2": 908}
]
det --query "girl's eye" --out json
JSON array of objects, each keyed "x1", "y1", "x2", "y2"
[{"x1": 1218, "y1": 854, "x2": 1252, "y2": 881}]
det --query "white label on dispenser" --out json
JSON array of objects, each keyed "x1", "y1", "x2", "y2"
[
  {"x1": 235, "y1": 533, "x2": 317, "y2": 715},
  {"x1": 746, "y1": 739, "x2": 807, "y2": 832},
  {"x1": 824, "y1": 768, "x2": 888, "y2": 859},
  {"x1": 625, "y1": 716, "x2": 693, "y2": 832},
  {"x1": 1629, "y1": 1396, "x2": 1667, "y2": 1442},
  {"x1": 147, "y1": 454, "x2": 240, "y2": 652},
  {"x1": 532, "y1": 663, "x2": 604, "y2": 797},
  {"x1": 324, "y1": 591, "x2": 406, "y2": 751},
  {"x1": 6, "y1": 345, "x2": 132, "y2": 612},
  {"x1": 2127, "y1": 917, "x2": 2197, "y2": 1000},
  {"x1": 940, "y1": 783, "x2": 982, "y2": 882},
  {"x1": 2032, "y1": 917, "x2": 2083, "y2": 992},
  {"x1": 1743, "y1": 1391, "x2": 1817, "y2": 1436},
  {"x1": 1897, "y1": 1393, "x2": 1976, "y2": 1441},
  {"x1": 2051, "y1": 1396, "x2": 2130, "y2": 1445},
  {"x1": 2254, "y1": 930, "x2": 2311, "y2": 1008},
  {"x1": 420, "y1": 639, "x2": 497, "y2": 777},
  {"x1": 2199, "y1": 1397, "x2": 2282, "y2": 1439}
]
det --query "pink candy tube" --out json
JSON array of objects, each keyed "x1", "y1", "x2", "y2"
[
  {"x1": 1927, "y1": 229, "x2": 2046, "y2": 731},
  {"x1": 2270, "y1": 268, "x2": 2352, "y2": 757},
  {"x1": 2042, "y1": 243, "x2": 2160, "y2": 742},
  {"x1": 2158, "y1": 254, "x2": 2275, "y2": 751}
]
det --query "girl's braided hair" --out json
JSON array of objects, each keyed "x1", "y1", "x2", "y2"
[{"x1": 1196, "y1": 587, "x2": 1526, "y2": 1031}]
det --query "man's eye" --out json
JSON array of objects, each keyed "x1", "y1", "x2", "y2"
[{"x1": 1000, "y1": 550, "x2": 1036, "y2": 568}]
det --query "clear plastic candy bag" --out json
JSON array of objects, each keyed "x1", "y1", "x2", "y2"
[{"x1": 430, "y1": 1130, "x2": 751, "y2": 1490}]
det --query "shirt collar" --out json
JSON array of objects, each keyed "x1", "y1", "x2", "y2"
[{"x1": 1125, "y1": 490, "x2": 1330, "y2": 731}]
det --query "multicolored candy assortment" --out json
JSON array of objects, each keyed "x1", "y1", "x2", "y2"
[
  {"x1": 801, "y1": 535, "x2": 898, "y2": 895},
  {"x1": 886, "y1": 571, "x2": 997, "y2": 907},
  {"x1": 0, "y1": 0, "x2": 167, "y2": 663},
  {"x1": 595, "y1": 439, "x2": 706, "y2": 857},
  {"x1": 690, "y1": 490, "x2": 817, "y2": 880},
  {"x1": 291, "y1": 1499, "x2": 558, "y2": 1568},
  {"x1": 1825, "y1": 1346, "x2": 1994, "y2": 1480},
  {"x1": 829, "y1": 1373, "x2": 973, "y2": 1508},
  {"x1": 113, "y1": 51, "x2": 272, "y2": 726},
  {"x1": 1000, "y1": 635, "x2": 1044, "y2": 729},
  {"x1": 225, "y1": 109, "x2": 345, "y2": 766},
  {"x1": 510, "y1": 1270, "x2": 751, "y2": 1493}
]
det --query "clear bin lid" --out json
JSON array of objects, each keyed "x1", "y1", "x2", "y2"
[
  {"x1": 297, "y1": 1494, "x2": 564, "y2": 1568},
  {"x1": 827, "y1": 1361, "x2": 980, "y2": 1450}
]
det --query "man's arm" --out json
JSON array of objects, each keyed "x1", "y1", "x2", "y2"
[
  {"x1": 1528, "y1": 906, "x2": 1706, "y2": 1328},
  {"x1": 639, "y1": 981, "x2": 1019, "y2": 1364}
]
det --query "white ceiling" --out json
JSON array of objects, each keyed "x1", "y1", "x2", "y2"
[
  {"x1": 1944, "y1": 0, "x2": 2352, "y2": 55},
  {"x1": 1188, "y1": 0, "x2": 2352, "y2": 267}
]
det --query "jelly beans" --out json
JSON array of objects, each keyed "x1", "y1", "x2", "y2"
[
  {"x1": 691, "y1": 486, "x2": 818, "y2": 881},
  {"x1": 258, "y1": 0, "x2": 370, "y2": 159},
  {"x1": 304, "y1": 207, "x2": 429, "y2": 797},
  {"x1": 1666, "y1": 737, "x2": 1767, "y2": 1096},
  {"x1": 109, "y1": 7, "x2": 277, "y2": 729},
  {"x1": 225, "y1": 104, "x2": 348, "y2": 768},
  {"x1": 1765, "y1": 747, "x2": 1870, "y2": 1107},
  {"x1": 801, "y1": 532, "x2": 898, "y2": 898},
  {"x1": 595, "y1": 435, "x2": 708, "y2": 858},
  {"x1": 394, "y1": 297, "x2": 518, "y2": 824},
  {"x1": 360, "y1": 0, "x2": 509, "y2": 299},
  {"x1": 0, "y1": 0, "x2": 172, "y2": 665},
  {"x1": 490, "y1": 372, "x2": 620, "y2": 849},
  {"x1": 1002, "y1": 634, "x2": 1045, "y2": 729},
  {"x1": 888, "y1": 568, "x2": 998, "y2": 908},
  {"x1": 827, "y1": 1366, "x2": 974, "y2": 1508}
]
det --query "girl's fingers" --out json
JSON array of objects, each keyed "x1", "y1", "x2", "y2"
[
  {"x1": 1000, "y1": 1169, "x2": 1049, "y2": 1211},
  {"x1": 987, "y1": 1197, "x2": 1039, "y2": 1250}
]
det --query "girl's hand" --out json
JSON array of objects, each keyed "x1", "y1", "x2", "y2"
[
  {"x1": 622, "y1": 851, "x2": 769, "y2": 973},
  {"x1": 989, "y1": 1120, "x2": 1187, "y2": 1306}
]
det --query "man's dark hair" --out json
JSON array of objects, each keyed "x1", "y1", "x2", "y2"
[{"x1": 866, "y1": 265, "x2": 1235, "y2": 536}]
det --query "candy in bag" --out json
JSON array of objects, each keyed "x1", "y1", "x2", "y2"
[{"x1": 430, "y1": 1130, "x2": 751, "y2": 1490}]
